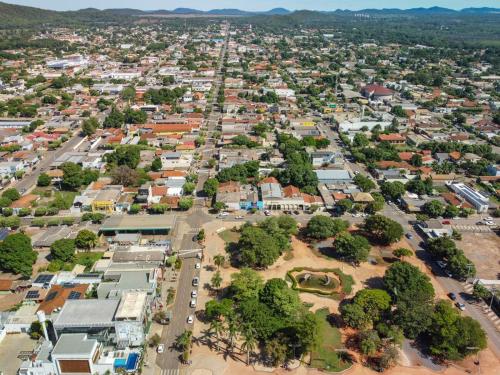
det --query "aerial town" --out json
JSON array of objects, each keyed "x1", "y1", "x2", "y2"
[{"x1": 0, "y1": 2, "x2": 499, "y2": 375}]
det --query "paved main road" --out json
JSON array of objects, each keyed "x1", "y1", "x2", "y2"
[
  {"x1": 155, "y1": 25, "x2": 230, "y2": 374},
  {"x1": 11, "y1": 133, "x2": 85, "y2": 193},
  {"x1": 156, "y1": 255, "x2": 200, "y2": 370}
]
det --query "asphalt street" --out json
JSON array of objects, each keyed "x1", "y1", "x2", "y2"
[
  {"x1": 155, "y1": 25, "x2": 229, "y2": 373},
  {"x1": 11, "y1": 133, "x2": 85, "y2": 193},
  {"x1": 156, "y1": 257, "x2": 200, "y2": 370}
]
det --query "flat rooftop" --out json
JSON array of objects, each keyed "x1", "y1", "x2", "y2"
[
  {"x1": 52, "y1": 333, "x2": 97, "y2": 357},
  {"x1": 53, "y1": 299, "x2": 119, "y2": 328},
  {"x1": 115, "y1": 291, "x2": 147, "y2": 320},
  {"x1": 100, "y1": 215, "x2": 175, "y2": 232}
]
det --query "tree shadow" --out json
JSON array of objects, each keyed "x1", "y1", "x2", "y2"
[
  {"x1": 326, "y1": 312, "x2": 343, "y2": 328},
  {"x1": 382, "y1": 256, "x2": 399, "y2": 264},
  {"x1": 317, "y1": 244, "x2": 337, "y2": 259},
  {"x1": 363, "y1": 276, "x2": 384, "y2": 289},
  {"x1": 205, "y1": 264, "x2": 217, "y2": 272}
]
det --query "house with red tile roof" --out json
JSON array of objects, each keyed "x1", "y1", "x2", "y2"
[
  {"x1": 378, "y1": 133, "x2": 406, "y2": 144},
  {"x1": 360, "y1": 84, "x2": 394, "y2": 101},
  {"x1": 38, "y1": 283, "x2": 89, "y2": 315}
]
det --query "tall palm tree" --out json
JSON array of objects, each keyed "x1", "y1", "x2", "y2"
[
  {"x1": 209, "y1": 320, "x2": 224, "y2": 351},
  {"x1": 213, "y1": 254, "x2": 225, "y2": 269},
  {"x1": 227, "y1": 317, "x2": 239, "y2": 353},
  {"x1": 211, "y1": 270, "x2": 223, "y2": 292},
  {"x1": 241, "y1": 327, "x2": 257, "y2": 365},
  {"x1": 175, "y1": 330, "x2": 192, "y2": 352}
]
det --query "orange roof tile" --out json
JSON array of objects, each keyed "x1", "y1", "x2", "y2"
[
  {"x1": 162, "y1": 170, "x2": 186, "y2": 178},
  {"x1": 37, "y1": 284, "x2": 88, "y2": 314},
  {"x1": 283, "y1": 185, "x2": 301, "y2": 198},
  {"x1": 10, "y1": 194, "x2": 38, "y2": 209},
  {"x1": 151, "y1": 186, "x2": 167, "y2": 196},
  {"x1": 379, "y1": 133, "x2": 406, "y2": 142},
  {"x1": 398, "y1": 152, "x2": 414, "y2": 161},
  {"x1": 332, "y1": 192, "x2": 348, "y2": 201},
  {"x1": 260, "y1": 176, "x2": 279, "y2": 185}
]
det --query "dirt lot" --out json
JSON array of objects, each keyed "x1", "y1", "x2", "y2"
[
  {"x1": 457, "y1": 232, "x2": 500, "y2": 280},
  {"x1": 0, "y1": 334, "x2": 37, "y2": 374}
]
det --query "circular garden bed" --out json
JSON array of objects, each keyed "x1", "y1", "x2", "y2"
[{"x1": 287, "y1": 267, "x2": 354, "y2": 298}]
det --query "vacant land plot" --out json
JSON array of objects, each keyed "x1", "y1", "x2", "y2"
[
  {"x1": 0, "y1": 334, "x2": 37, "y2": 375},
  {"x1": 457, "y1": 232, "x2": 500, "y2": 280}
]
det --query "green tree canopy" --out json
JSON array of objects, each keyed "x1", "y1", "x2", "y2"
[
  {"x1": 0, "y1": 233, "x2": 36, "y2": 277},
  {"x1": 50, "y1": 238, "x2": 76, "y2": 262},
  {"x1": 82, "y1": 117, "x2": 99, "y2": 136},
  {"x1": 103, "y1": 107, "x2": 125, "y2": 128},
  {"x1": 61, "y1": 162, "x2": 83, "y2": 190},
  {"x1": 333, "y1": 232, "x2": 371, "y2": 265},
  {"x1": 75, "y1": 229, "x2": 98, "y2": 250},
  {"x1": 151, "y1": 157, "x2": 162, "y2": 172},
  {"x1": 229, "y1": 268, "x2": 264, "y2": 301},
  {"x1": 428, "y1": 300, "x2": 486, "y2": 360},
  {"x1": 203, "y1": 178, "x2": 219, "y2": 197},
  {"x1": 422, "y1": 200, "x2": 445, "y2": 218},
  {"x1": 105, "y1": 145, "x2": 141, "y2": 169},
  {"x1": 239, "y1": 226, "x2": 281, "y2": 268},
  {"x1": 304, "y1": 216, "x2": 349, "y2": 240},
  {"x1": 2, "y1": 188, "x2": 20, "y2": 201},
  {"x1": 37, "y1": 173, "x2": 52, "y2": 187},
  {"x1": 380, "y1": 181, "x2": 406, "y2": 201},
  {"x1": 383, "y1": 261, "x2": 435, "y2": 305},
  {"x1": 363, "y1": 214, "x2": 404, "y2": 245},
  {"x1": 353, "y1": 174, "x2": 376, "y2": 192}
]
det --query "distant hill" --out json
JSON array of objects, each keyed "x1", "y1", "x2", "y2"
[
  {"x1": 263, "y1": 8, "x2": 291, "y2": 15},
  {"x1": 172, "y1": 8, "x2": 203, "y2": 14},
  {"x1": 0, "y1": 1, "x2": 498, "y2": 28},
  {"x1": 0, "y1": 1, "x2": 60, "y2": 25},
  {"x1": 207, "y1": 9, "x2": 252, "y2": 16}
]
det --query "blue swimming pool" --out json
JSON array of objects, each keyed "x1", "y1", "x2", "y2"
[
  {"x1": 126, "y1": 353, "x2": 139, "y2": 371},
  {"x1": 114, "y1": 353, "x2": 139, "y2": 371},
  {"x1": 114, "y1": 358, "x2": 126, "y2": 368}
]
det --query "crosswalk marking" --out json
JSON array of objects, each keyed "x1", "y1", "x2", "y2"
[{"x1": 160, "y1": 369, "x2": 180, "y2": 375}]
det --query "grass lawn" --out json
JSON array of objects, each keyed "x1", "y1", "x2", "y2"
[
  {"x1": 49, "y1": 191, "x2": 78, "y2": 210},
  {"x1": 309, "y1": 308, "x2": 351, "y2": 372},
  {"x1": 218, "y1": 229, "x2": 240, "y2": 244},
  {"x1": 47, "y1": 252, "x2": 104, "y2": 273}
]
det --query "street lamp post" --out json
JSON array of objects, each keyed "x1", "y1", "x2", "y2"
[{"x1": 489, "y1": 286, "x2": 497, "y2": 309}]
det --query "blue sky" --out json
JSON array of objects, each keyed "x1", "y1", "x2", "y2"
[{"x1": 5, "y1": 1, "x2": 500, "y2": 11}]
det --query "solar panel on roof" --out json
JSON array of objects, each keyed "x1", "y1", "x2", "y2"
[
  {"x1": 35, "y1": 274, "x2": 53, "y2": 283},
  {"x1": 76, "y1": 273, "x2": 100, "y2": 278},
  {"x1": 68, "y1": 291, "x2": 81, "y2": 300},
  {"x1": 45, "y1": 291, "x2": 57, "y2": 301},
  {"x1": 26, "y1": 290, "x2": 40, "y2": 299}
]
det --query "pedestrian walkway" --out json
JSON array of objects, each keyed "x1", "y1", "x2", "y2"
[
  {"x1": 158, "y1": 369, "x2": 180, "y2": 375},
  {"x1": 452, "y1": 224, "x2": 492, "y2": 233},
  {"x1": 155, "y1": 368, "x2": 187, "y2": 375}
]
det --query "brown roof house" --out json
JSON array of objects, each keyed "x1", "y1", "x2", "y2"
[{"x1": 37, "y1": 283, "x2": 89, "y2": 314}]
